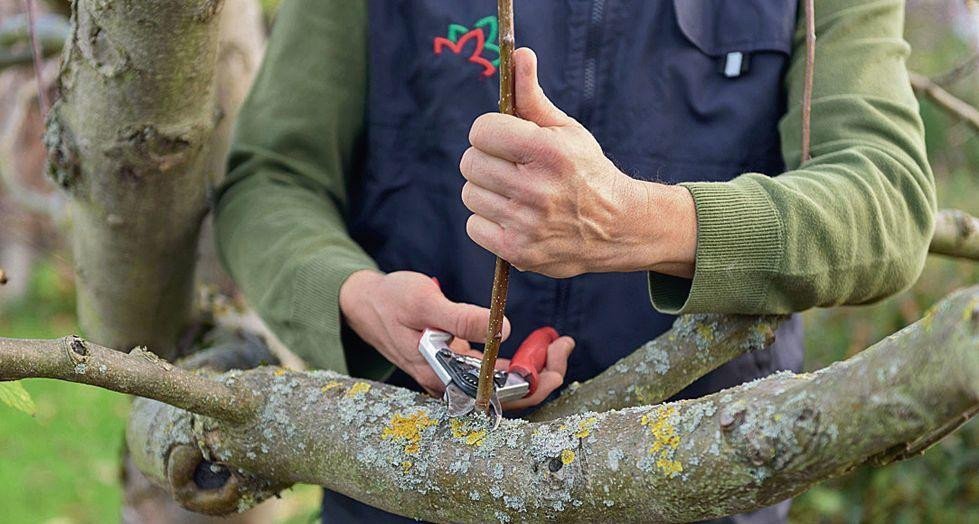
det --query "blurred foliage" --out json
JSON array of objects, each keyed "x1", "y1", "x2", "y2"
[{"x1": 790, "y1": 8, "x2": 979, "y2": 521}]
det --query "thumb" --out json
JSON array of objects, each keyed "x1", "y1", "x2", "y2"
[
  {"x1": 429, "y1": 296, "x2": 512, "y2": 344},
  {"x1": 513, "y1": 48, "x2": 572, "y2": 128}
]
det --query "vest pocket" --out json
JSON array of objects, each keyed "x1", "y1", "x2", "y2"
[{"x1": 673, "y1": 0, "x2": 796, "y2": 66}]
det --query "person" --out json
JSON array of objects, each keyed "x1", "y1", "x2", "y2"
[{"x1": 214, "y1": 0, "x2": 935, "y2": 522}]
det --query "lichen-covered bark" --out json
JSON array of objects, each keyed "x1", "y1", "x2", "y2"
[
  {"x1": 118, "y1": 287, "x2": 978, "y2": 523},
  {"x1": 530, "y1": 314, "x2": 781, "y2": 421},
  {"x1": 46, "y1": 0, "x2": 226, "y2": 359}
]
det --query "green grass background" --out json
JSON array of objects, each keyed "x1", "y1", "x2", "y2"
[{"x1": 1, "y1": 3, "x2": 977, "y2": 523}]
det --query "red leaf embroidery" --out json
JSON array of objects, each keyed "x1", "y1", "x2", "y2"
[{"x1": 433, "y1": 28, "x2": 496, "y2": 77}]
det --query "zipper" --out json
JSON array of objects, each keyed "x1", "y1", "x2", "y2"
[{"x1": 579, "y1": 0, "x2": 607, "y2": 126}]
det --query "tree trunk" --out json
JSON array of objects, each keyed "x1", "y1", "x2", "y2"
[{"x1": 46, "y1": 0, "x2": 225, "y2": 360}]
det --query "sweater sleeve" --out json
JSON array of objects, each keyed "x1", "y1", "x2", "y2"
[
  {"x1": 214, "y1": 0, "x2": 389, "y2": 377},
  {"x1": 649, "y1": 0, "x2": 936, "y2": 314}
]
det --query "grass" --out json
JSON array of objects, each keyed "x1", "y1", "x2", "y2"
[{"x1": 0, "y1": 260, "x2": 130, "y2": 524}]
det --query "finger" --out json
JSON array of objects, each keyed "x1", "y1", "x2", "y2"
[
  {"x1": 461, "y1": 181, "x2": 514, "y2": 224},
  {"x1": 503, "y1": 370, "x2": 563, "y2": 410},
  {"x1": 468, "y1": 112, "x2": 544, "y2": 164},
  {"x1": 544, "y1": 336, "x2": 575, "y2": 376},
  {"x1": 448, "y1": 337, "x2": 472, "y2": 354},
  {"x1": 514, "y1": 48, "x2": 573, "y2": 128},
  {"x1": 460, "y1": 148, "x2": 522, "y2": 198},
  {"x1": 466, "y1": 213, "x2": 507, "y2": 259},
  {"x1": 422, "y1": 291, "x2": 512, "y2": 344}
]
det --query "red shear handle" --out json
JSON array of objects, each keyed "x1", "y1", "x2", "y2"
[{"x1": 509, "y1": 327, "x2": 559, "y2": 396}]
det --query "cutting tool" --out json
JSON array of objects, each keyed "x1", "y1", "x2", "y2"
[{"x1": 419, "y1": 326, "x2": 557, "y2": 428}]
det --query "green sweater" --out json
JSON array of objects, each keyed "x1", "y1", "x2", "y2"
[{"x1": 215, "y1": 0, "x2": 935, "y2": 376}]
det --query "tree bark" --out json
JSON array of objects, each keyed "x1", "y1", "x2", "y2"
[
  {"x1": 4, "y1": 287, "x2": 976, "y2": 522},
  {"x1": 45, "y1": 0, "x2": 226, "y2": 359}
]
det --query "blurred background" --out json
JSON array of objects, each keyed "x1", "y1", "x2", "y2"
[{"x1": 0, "y1": 0, "x2": 976, "y2": 523}]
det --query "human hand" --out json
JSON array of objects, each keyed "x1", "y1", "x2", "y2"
[
  {"x1": 339, "y1": 270, "x2": 509, "y2": 395},
  {"x1": 461, "y1": 48, "x2": 696, "y2": 278}
]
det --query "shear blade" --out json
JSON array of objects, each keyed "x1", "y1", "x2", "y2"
[
  {"x1": 445, "y1": 383, "x2": 475, "y2": 417},
  {"x1": 488, "y1": 394, "x2": 503, "y2": 429}
]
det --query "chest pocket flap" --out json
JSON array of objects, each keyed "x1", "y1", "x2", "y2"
[{"x1": 674, "y1": 0, "x2": 797, "y2": 57}]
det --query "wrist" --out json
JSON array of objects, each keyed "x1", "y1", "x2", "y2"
[
  {"x1": 616, "y1": 180, "x2": 697, "y2": 277},
  {"x1": 339, "y1": 269, "x2": 384, "y2": 326}
]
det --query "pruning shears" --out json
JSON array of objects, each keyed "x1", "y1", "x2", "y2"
[{"x1": 418, "y1": 326, "x2": 557, "y2": 428}]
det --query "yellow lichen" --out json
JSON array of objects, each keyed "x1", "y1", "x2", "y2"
[
  {"x1": 449, "y1": 418, "x2": 487, "y2": 446},
  {"x1": 561, "y1": 449, "x2": 576, "y2": 465},
  {"x1": 641, "y1": 406, "x2": 683, "y2": 476},
  {"x1": 656, "y1": 457, "x2": 683, "y2": 476},
  {"x1": 465, "y1": 429, "x2": 487, "y2": 447},
  {"x1": 345, "y1": 381, "x2": 372, "y2": 398},
  {"x1": 401, "y1": 461, "x2": 413, "y2": 473},
  {"x1": 450, "y1": 419, "x2": 466, "y2": 438},
  {"x1": 382, "y1": 411, "x2": 437, "y2": 455},
  {"x1": 695, "y1": 324, "x2": 715, "y2": 344},
  {"x1": 574, "y1": 417, "x2": 599, "y2": 439},
  {"x1": 274, "y1": 368, "x2": 287, "y2": 376},
  {"x1": 321, "y1": 381, "x2": 343, "y2": 393}
]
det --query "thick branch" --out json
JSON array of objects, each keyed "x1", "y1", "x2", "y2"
[
  {"x1": 910, "y1": 71, "x2": 979, "y2": 133},
  {"x1": 530, "y1": 315, "x2": 781, "y2": 420},
  {"x1": 0, "y1": 335, "x2": 257, "y2": 422},
  {"x1": 116, "y1": 287, "x2": 978, "y2": 522},
  {"x1": 931, "y1": 208, "x2": 979, "y2": 261}
]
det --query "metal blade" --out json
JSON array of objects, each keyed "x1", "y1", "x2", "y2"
[
  {"x1": 445, "y1": 383, "x2": 475, "y2": 417},
  {"x1": 488, "y1": 394, "x2": 503, "y2": 429}
]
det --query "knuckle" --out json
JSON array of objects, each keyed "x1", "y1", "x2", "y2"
[{"x1": 469, "y1": 114, "x2": 495, "y2": 146}]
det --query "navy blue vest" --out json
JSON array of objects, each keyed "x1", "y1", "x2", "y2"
[{"x1": 330, "y1": 1, "x2": 802, "y2": 521}]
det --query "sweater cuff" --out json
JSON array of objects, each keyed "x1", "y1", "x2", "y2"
[
  {"x1": 648, "y1": 177, "x2": 783, "y2": 314},
  {"x1": 289, "y1": 250, "x2": 389, "y2": 377}
]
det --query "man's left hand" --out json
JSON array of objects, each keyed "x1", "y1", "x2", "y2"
[{"x1": 461, "y1": 48, "x2": 697, "y2": 279}]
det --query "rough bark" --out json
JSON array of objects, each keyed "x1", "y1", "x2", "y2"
[
  {"x1": 931, "y1": 208, "x2": 979, "y2": 261},
  {"x1": 530, "y1": 315, "x2": 781, "y2": 421},
  {"x1": 3, "y1": 287, "x2": 976, "y2": 522},
  {"x1": 45, "y1": 0, "x2": 226, "y2": 359},
  {"x1": 119, "y1": 286, "x2": 979, "y2": 522}
]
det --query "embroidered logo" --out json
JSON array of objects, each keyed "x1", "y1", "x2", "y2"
[{"x1": 433, "y1": 16, "x2": 501, "y2": 77}]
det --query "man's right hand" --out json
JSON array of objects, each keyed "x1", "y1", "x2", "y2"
[{"x1": 338, "y1": 270, "x2": 512, "y2": 395}]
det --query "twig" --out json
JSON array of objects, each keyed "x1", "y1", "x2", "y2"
[
  {"x1": 932, "y1": 52, "x2": 979, "y2": 87},
  {"x1": 474, "y1": 0, "x2": 515, "y2": 414},
  {"x1": 0, "y1": 268, "x2": 7, "y2": 285},
  {"x1": 930, "y1": 208, "x2": 979, "y2": 261},
  {"x1": 0, "y1": 336, "x2": 259, "y2": 422},
  {"x1": 910, "y1": 71, "x2": 979, "y2": 134},
  {"x1": 800, "y1": 0, "x2": 816, "y2": 162}
]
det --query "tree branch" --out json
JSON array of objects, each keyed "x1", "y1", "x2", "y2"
[
  {"x1": 931, "y1": 209, "x2": 979, "y2": 261},
  {"x1": 5, "y1": 288, "x2": 976, "y2": 521},
  {"x1": 128, "y1": 286, "x2": 978, "y2": 522},
  {"x1": 0, "y1": 335, "x2": 258, "y2": 423},
  {"x1": 529, "y1": 315, "x2": 782, "y2": 421},
  {"x1": 910, "y1": 71, "x2": 979, "y2": 134}
]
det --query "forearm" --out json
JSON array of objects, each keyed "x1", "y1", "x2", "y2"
[
  {"x1": 215, "y1": 169, "x2": 377, "y2": 372},
  {"x1": 214, "y1": 0, "x2": 380, "y2": 372},
  {"x1": 649, "y1": 0, "x2": 935, "y2": 314}
]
